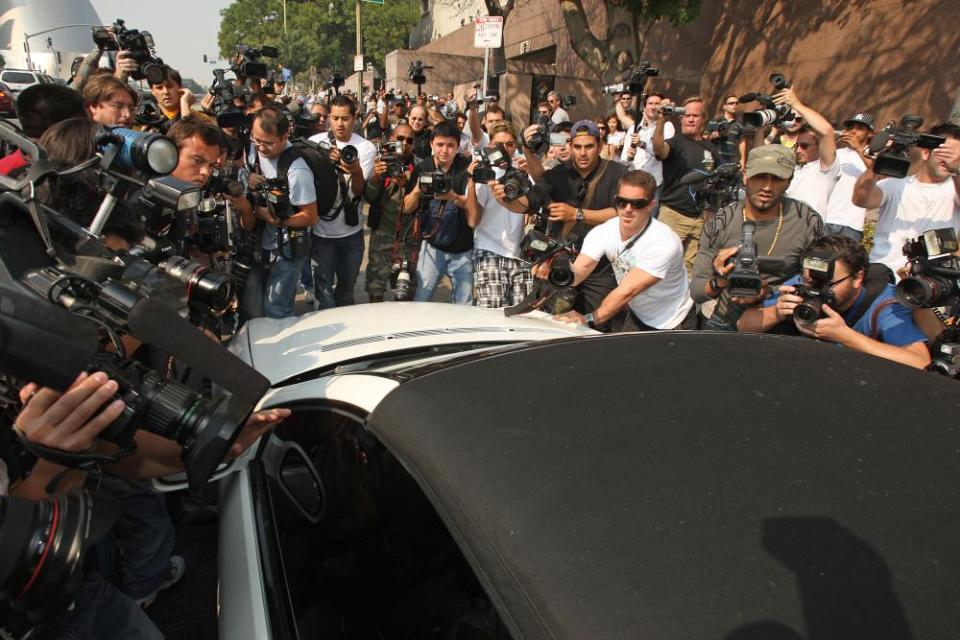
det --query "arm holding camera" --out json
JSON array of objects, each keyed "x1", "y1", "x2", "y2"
[
  {"x1": 851, "y1": 168, "x2": 885, "y2": 210},
  {"x1": 652, "y1": 101, "x2": 672, "y2": 160},
  {"x1": 773, "y1": 87, "x2": 836, "y2": 168}
]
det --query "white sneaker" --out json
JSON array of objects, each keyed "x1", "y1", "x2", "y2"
[{"x1": 136, "y1": 555, "x2": 186, "y2": 609}]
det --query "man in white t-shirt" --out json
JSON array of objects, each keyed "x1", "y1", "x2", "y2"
[
  {"x1": 620, "y1": 92, "x2": 675, "y2": 186},
  {"x1": 308, "y1": 94, "x2": 377, "y2": 308},
  {"x1": 854, "y1": 123, "x2": 960, "y2": 277},
  {"x1": 547, "y1": 91, "x2": 570, "y2": 125},
  {"x1": 555, "y1": 169, "x2": 694, "y2": 331},
  {"x1": 780, "y1": 87, "x2": 838, "y2": 216},
  {"x1": 823, "y1": 112, "x2": 874, "y2": 240},
  {"x1": 465, "y1": 122, "x2": 533, "y2": 308}
]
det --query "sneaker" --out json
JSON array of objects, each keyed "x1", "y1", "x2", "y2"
[{"x1": 137, "y1": 555, "x2": 186, "y2": 609}]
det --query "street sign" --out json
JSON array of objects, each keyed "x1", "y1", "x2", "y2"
[
  {"x1": 474, "y1": 16, "x2": 504, "y2": 49},
  {"x1": 354, "y1": 54, "x2": 365, "y2": 72}
]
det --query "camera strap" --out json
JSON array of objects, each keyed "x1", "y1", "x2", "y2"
[
  {"x1": 843, "y1": 263, "x2": 896, "y2": 333},
  {"x1": 567, "y1": 159, "x2": 610, "y2": 239}
]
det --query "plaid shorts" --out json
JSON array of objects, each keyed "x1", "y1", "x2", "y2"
[{"x1": 472, "y1": 249, "x2": 533, "y2": 308}]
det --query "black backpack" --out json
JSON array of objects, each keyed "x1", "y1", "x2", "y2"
[{"x1": 276, "y1": 138, "x2": 341, "y2": 219}]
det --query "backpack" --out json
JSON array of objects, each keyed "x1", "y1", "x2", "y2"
[{"x1": 276, "y1": 138, "x2": 341, "y2": 220}]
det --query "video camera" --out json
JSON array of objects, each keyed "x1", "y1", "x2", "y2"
[
  {"x1": 895, "y1": 228, "x2": 960, "y2": 308},
  {"x1": 326, "y1": 70, "x2": 345, "y2": 94},
  {"x1": 92, "y1": 18, "x2": 165, "y2": 85},
  {"x1": 407, "y1": 60, "x2": 432, "y2": 88},
  {"x1": 679, "y1": 163, "x2": 744, "y2": 211},
  {"x1": 740, "y1": 73, "x2": 793, "y2": 129},
  {"x1": 791, "y1": 252, "x2": 839, "y2": 327},
  {"x1": 600, "y1": 61, "x2": 659, "y2": 96},
  {"x1": 726, "y1": 221, "x2": 786, "y2": 297},
  {"x1": 233, "y1": 44, "x2": 279, "y2": 79},
  {"x1": 868, "y1": 116, "x2": 946, "y2": 179},
  {"x1": 194, "y1": 171, "x2": 244, "y2": 254},
  {"x1": 209, "y1": 68, "x2": 253, "y2": 130}
]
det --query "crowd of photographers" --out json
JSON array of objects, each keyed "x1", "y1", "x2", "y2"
[{"x1": 1, "y1": 26, "x2": 960, "y2": 636}]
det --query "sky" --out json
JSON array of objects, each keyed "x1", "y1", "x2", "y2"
[{"x1": 89, "y1": 0, "x2": 234, "y2": 85}]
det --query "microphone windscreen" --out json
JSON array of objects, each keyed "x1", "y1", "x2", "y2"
[
  {"x1": 127, "y1": 297, "x2": 269, "y2": 406},
  {"x1": 868, "y1": 130, "x2": 890, "y2": 155}
]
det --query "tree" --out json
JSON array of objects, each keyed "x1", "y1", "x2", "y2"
[
  {"x1": 218, "y1": 0, "x2": 419, "y2": 79},
  {"x1": 560, "y1": 0, "x2": 700, "y2": 85}
]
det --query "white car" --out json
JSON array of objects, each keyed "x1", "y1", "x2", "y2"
[
  {"x1": 160, "y1": 302, "x2": 960, "y2": 639},
  {"x1": 0, "y1": 69, "x2": 55, "y2": 98}
]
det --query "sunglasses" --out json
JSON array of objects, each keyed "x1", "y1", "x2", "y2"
[
  {"x1": 614, "y1": 196, "x2": 651, "y2": 210},
  {"x1": 395, "y1": 136, "x2": 414, "y2": 144}
]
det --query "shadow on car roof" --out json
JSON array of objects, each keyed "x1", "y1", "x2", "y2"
[{"x1": 369, "y1": 331, "x2": 960, "y2": 640}]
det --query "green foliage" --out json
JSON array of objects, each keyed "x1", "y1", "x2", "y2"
[
  {"x1": 621, "y1": 0, "x2": 701, "y2": 26},
  {"x1": 218, "y1": 0, "x2": 419, "y2": 78}
]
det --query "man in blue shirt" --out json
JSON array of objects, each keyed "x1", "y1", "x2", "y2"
[{"x1": 737, "y1": 235, "x2": 931, "y2": 369}]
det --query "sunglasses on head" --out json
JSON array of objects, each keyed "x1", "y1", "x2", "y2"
[{"x1": 614, "y1": 196, "x2": 650, "y2": 210}]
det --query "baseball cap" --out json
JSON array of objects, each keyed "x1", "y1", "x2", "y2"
[
  {"x1": 843, "y1": 112, "x2": 875, "y2": 130},
  {"x1": 745, "y1": 144, "x2": 796, "y2": 180},
  {"x1": 570, "y1": 119, "x2": 600, "y2": 139}
]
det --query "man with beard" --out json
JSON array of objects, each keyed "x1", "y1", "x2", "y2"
[{"x1": 692, "y1": 144, "x2": 824, "y2": 331}]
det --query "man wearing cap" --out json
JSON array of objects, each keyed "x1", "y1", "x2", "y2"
[
  {"x1": 777, "y1": 87, "x2": 839, "y2": 218},
  {"x1": 822, "y1": 113, "x2": 874, "y2": 241},
  {"x1": 501, "y1": 119, "x2": 629, "y2": 322},
  {"x1": 692, "y1": 144, "x2": 824, "y2": 331}
]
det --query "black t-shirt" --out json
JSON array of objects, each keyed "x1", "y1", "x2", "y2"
[
  {"x1": 411, "y1": 154, "x2": 473, "y2": 253},
  {"x1": 659, "y1": 134, "x2": 719, "y2": 216},
  {"x1": 526, "y1": 158, "x2": 629, "y2": 221},
  {"x1": 412, "y1": 129, "x2": 432, "y2": 161}
]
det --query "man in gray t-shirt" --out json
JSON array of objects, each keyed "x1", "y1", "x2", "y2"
[{"x1": 692, "y1": 145, "x2": 824, "y2": 331}]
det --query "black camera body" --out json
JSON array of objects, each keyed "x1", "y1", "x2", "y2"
[
  {"x1": 741, "y1": 73, "x2": 793, "y2": 129},
  {"x1": 408, "y1": 60, "x2": 431, "y2": 87},
  {"x1": 726, "y1": 221, "x2": 786, "y2": 297},
  {"x1": 869, "y1": 116, "x2": 946, "y2": 179},
  {"x1": 687, "y1": 163, "x2": 744, "y2": 211},
  {"x1": 92, "y1": 19, "x2": 164, "y2": 85},
  {"x1": 600, "y1": 61, "x2": 659, "y2": 95},
  {"x1": 210, "y1": 68, "x2": 253, "y2": 130},
  {"x1": 499, "y1": 167, "x2": 530, "y2": 202},
  {"x1": 253, "y1": 178, "x2": 294, "y2": 219},
  {"x1": 419, "y1": 171, "x2": 451, "y2": 197},
  {"x1": 792, "y1": 252, "x2": 839, "y2": 327},
  {"x1": 233, "y1": 44, "x2": 279, "y2": 79},
  {"x1": 895, "y1": 228, "x2": 960, "y2": 308},
  {"x1": 472, "y1": 144, "x2": 511, "y2": 183},
  {"x1": 526, "y1": 114, "x2": 551, "y2": 154},
  {"x1": 379, "y1": 141, "x2": 407, "y2": 179}
]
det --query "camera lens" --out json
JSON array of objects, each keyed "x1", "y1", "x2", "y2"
[
  {"x1": 895, "y1": 275, "x2": 954, "y2": 308},
  {"x1": 793, "y1": 299, "x2": 823, "y2": 326},
  {"x1": 548, "y1": 253, "x2": 574, "y2": 287},
  {"x1": 108, "y1": 128, "x2": 179, "y2": 175},
  {"x1": 341, "y1": 145, "x2": 358, "y2": 165},
  {"x1": 0, "y1": 490, "x2": 120, "y2": 623},
  {"x1": 160, "y1": 257, "x2": 235, "y2": 315}
]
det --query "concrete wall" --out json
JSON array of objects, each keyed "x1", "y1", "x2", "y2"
[
  {"x1": 409, "y1": 0, "x2": 959, "y2": 128},
  {"x1": 384, "y1": 48, "x2": 485, "y2": 97}
]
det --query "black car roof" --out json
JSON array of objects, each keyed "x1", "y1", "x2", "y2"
[{"x1": 367, "y1": 332, "x2": 960, "y2": 640}]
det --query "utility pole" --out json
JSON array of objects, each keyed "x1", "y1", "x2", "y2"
[{"x1": 356, "y1": 0, "x2": 363, "y2": 98}]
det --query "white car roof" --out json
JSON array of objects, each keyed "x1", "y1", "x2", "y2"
[{"x1": 232, "y1": 302, "x2": 593, "y2": 384}]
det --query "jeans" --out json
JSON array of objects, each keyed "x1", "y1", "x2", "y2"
[
  {"x1": 30, "y1": 572, "x2": 163, "y2": 640},
  {"x1": 414, "y1": 241, "x2": 474, "y2": 304},
  {"x1": 824, "y1": 222, "x2": 863, "y2": 242},
  {"x1": 312, "y1": 231, "x2": 365, "y2": 309},
  {"x1": 263, "y1": 251, "x2": 309, "y2": 319}
]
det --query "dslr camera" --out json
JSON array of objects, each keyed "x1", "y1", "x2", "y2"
[
  {"x1": 252, "y1": 177, "x2": 294, "y2": 219},
  {"x1": 600, "y1": 61, "x2": 659, "y2": 95},
  {"x1": 518, "y1": 230, "x2": 576, "y2": 287},
  {"x1": 895, "y1": 228, "x2": 960, "y2": 308},
  {"x1": 92, "y1": 19, "x2": 165, "y2": 85},
  {"x1": 525, "y1": 114, "x2": 551, "y2": 154},
  {"x1": 316, "y1": 132, "x2": 358, "y2": 166},
  {"x1": 472, "y1": 144, "x2": 512, "y2": 183},
  {"x1": 791, "y1": 252, "x2": 839, "y2": 327},
  {"x1": 418, "y1": 171, "x2": 451, "y2": 198},
  {"x1": 868, "y1": 116, "x2": 946, "y2": 179},
  {"x1": 378, "y1": 141, "x2": 407, "y2": 179},
  {"x1": 740, "y1": 73, "x2": 793, "y2": 129},
  {"x1": 233, "y1": 44, "x2": 279, "y2": 79},
  {"x1": 499, "y1": 168, "x2": 530, "y2": 202}
]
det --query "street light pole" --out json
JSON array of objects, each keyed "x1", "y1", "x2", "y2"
[
  {"x1": 23, "y1": 24, "x2": 98, "y2": 71},
  {"x1": 356, "y1": 0, "x2": 363, "y2": 98}
]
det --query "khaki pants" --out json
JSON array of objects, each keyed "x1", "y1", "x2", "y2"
[{"x1": 658, "y1": 204, "x2": 704, "y2": 276}]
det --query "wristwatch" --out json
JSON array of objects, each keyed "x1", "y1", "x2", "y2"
[
  {"x1": 575, "y1": 207, "x2": 585, "y2": 222},
  {"x1": 583, "y1": 312, "x2": 598, "y2": 330},
  {"x1": 709, "y1": 275, "x2": 725, "y2": 294}
]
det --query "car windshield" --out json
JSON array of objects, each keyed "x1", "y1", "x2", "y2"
[{"x1": 2, "y1": 72, "x2": 34, "y2": 84}]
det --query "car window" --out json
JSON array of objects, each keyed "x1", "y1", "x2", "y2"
[
  {"x1": 2, "y1": 72, "x2": 35, "y2": 84},
  {"x1": 260, "y1": 405, "x2": 512, "y2": 639}
]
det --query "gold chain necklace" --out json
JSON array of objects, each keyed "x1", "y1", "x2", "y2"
[{"x1": 743, "y1": 203, "x2": 783, "y2": 256}]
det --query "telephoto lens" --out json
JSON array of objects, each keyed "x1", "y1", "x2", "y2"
[
  {"x1": 895, "y1": 275, "x2": 958, "y2": 308},
  {"x1": 160, "y1": 257, "x2": 235, "y2": 316},
  {"x1": 0, "y1": 490, "x2": 120, "y2": 628},
  {"x1": 105, "y1": 128, "x2": 179, "y2": 175},
  {"x1": 340, "y1": 145, "x2": 359, "y2": 165}
]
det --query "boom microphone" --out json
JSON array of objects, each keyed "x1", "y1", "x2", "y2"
[{"x1": 738, "y1": 93, "x2": 758, "y2": 104}]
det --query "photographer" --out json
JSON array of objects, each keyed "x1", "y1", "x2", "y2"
[
  {"x1": 653, "y1": 96, "x2": 719, "y2": 274},
  {"x1": 249, "y1": 106, "x2": 319, "y2": 318},
  {"x1": 465, "y1": 122, "x2": 533, "y2": 308},
  {"x1": 506, "y1": 120, "x2": 629, "y2": 317},
  {"x1": 693, "y1": 144, "x2": 824, "y2": 331},
  {"x1": 823, "y1": 113, "x2": 874, "y2": 241},
  {"x1": 738, "y1": 235, "x2": 930, "y2": 369},
  {"x1": 408, "y1": 105, "x2": 433, "y2": 161},
  {"x1": 309, "y1": 100, "x2": 329, "y2": 135},
  {"x1": 83, "y1": 73, "x2": 138, "y2": 128},
  {"x1": 403, "y1": 121, "x2": 474, "y2": 304},
  {"x1": 709, "y1": 94, "x2": 743, "y2": 167},
  {"x1": 547, "y1": 91, "x2": 570, "y2": 125},
  {"x1": 308, "y1": 94, "x2": 376, "y2": 309},
  {"x1": 364, "y1": 124, "x2": 417, "y2": 302},
  {"x1": 146, "y1": 66, "x2": 199, "y2": 132},
  {"x1": 620, "y1": 92, "x2": 673, "y2": 214},
  {"x1": 853, "y1": 123, "x2": 960, "y2": 276},
  {"x1": 556, "y1": 170, "x2": 694, "y2": 331},
  {"x1": 465, "y1": 86, "x2": 505, "y2": 147},
  {"x1": 777, "y1": 87, "x2": 839, "y2": 216}
]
